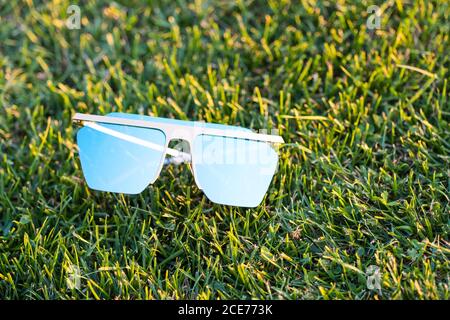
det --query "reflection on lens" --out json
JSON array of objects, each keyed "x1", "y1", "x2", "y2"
[
  {"x1": 77, "y1": 121, "x2": 166, "y2": 194},
  {"x1": 192, "y1": 135, "x2": 278, "y2": 207}
]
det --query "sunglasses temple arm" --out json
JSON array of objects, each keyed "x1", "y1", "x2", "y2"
[{"x1": 83, "y1": 121, "x2": 191, "y2": 164}]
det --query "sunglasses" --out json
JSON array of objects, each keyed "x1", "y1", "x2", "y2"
[{"x1": 72, "y1": 112, "x2": 284, "y2": 207}]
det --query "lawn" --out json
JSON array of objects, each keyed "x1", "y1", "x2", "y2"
[{"x1": 0, "y1": 0, "x2": 448, "y2": 299}]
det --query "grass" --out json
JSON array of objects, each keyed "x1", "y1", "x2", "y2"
[{"x1": 0, "y1": 0, "x2": 449, "y2": 299}]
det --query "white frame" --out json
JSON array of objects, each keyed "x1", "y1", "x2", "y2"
[
  {"x1": 73, "y1": 112, "x2": 284, "y2": 189},
  {"x1": 73, "y1": 113, "x2": 284, "y2": 143}
]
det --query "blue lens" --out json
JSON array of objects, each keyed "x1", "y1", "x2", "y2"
[
  {"x1": 77, "y1": 119, "x2": 166, "y2": 194},
  {"x1": 192, "y1": 135, "x2": 278, "y2": 207}
]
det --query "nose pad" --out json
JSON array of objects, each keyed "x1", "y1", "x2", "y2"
[
  {"x1": 166, "y1": 138, "x2": 198, "y2": 186},
  {"x1": 166, "y1": 139, "x2": 192, "y2": 167},
  {"x1": 171, "y1": 138, "x2": 196, "y2": 174},
  {"x1": 168, "y1": 139, "x2": 191, "y2": 156}
]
